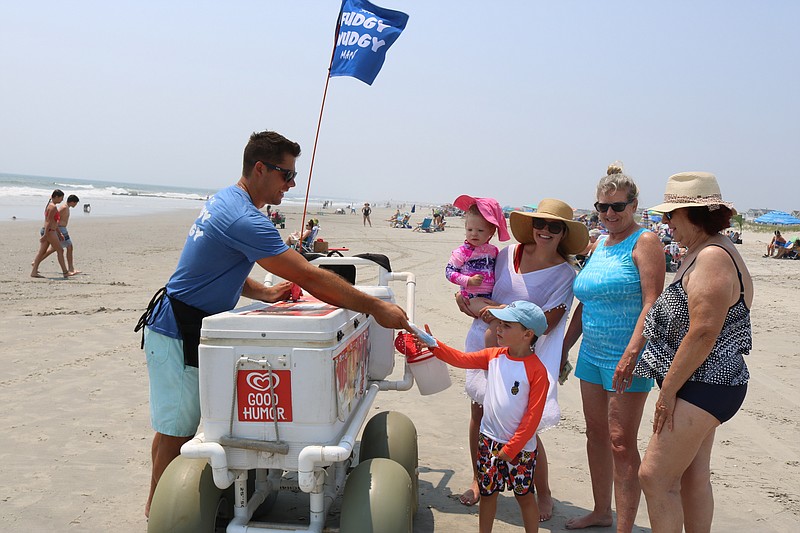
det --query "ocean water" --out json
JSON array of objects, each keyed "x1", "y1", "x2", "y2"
[{"x1": 0, "y1": 172, "x2": 346, "y2": 222}]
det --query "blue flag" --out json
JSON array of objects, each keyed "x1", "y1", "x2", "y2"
[{"x1": 330, "y1": 0, "x2": 409, "y2": 85}]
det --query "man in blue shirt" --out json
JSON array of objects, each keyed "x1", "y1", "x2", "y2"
[{"x1": 140, "y1": 130, "x2": 410, "y2": 517}]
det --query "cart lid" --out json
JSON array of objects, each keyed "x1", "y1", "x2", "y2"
[{"x1": 201, "y1": 296, "x2": 365, "y2": 342}]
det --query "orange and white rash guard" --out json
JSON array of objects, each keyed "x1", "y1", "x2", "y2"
[{"x1": 432, "y1": 343, "x2": 548, "y2": 458}]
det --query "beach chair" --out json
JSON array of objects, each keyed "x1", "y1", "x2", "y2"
[
  {"x1": 412, "y1": 217, "x2": 433, "y2": 232},
  {"x1": 395, "y1": 213, "x2": 412, "y2": 229}
]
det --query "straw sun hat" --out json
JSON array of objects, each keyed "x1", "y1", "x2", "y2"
[
  {"x1": 649, "y1": 172, "x2": 736, "y2": 214},
  {"x1": 510, "y1": 198, "x2": 589, "y2": 255}
]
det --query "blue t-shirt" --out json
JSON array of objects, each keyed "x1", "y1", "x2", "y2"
[
  {"x1": 573, "y1": 228, "x2": 646, "y2": 369},
  {"x1": 149, "y1": 186, "x2": 289, "y2": 338}
]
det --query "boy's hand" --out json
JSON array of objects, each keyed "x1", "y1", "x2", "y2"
[
  {"x1": 493, "y1": 447, "x2": 513, "y2": 463},
  {"x1": 410, "y1": 324, "x2": 437, "y2": 348}
]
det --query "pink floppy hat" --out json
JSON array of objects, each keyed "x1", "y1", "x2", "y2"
[{"x1": 453, "y1": 195, "x2": 510, "y2": 242}]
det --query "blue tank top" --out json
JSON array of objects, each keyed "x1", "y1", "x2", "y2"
[{"x1": 573, "y1": 227, "x2": 646, "y2": 369}]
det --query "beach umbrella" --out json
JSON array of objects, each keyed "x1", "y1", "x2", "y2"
[{"x1": 753, "y1": 211, "x2": 800, "y2": 225}]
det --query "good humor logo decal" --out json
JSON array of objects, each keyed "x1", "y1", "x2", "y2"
[{"x1": 237, "y1": 369, "x2": 293, "y2": 422}]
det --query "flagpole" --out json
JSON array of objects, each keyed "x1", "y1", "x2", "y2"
[{"x1": 297, "y1": 9, "x2": 343, "y2": 250}]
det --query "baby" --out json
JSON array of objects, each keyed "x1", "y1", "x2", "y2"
[{"x1": 446, "y1": 195, "x2": 510, "y2": 317}]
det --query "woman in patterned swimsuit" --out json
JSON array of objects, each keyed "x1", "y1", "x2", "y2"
[{"x1": 635, "y1": 172, "x2": 752, "y2": 532}]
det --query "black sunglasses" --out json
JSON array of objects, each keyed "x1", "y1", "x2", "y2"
[
  {"x1": 664, "y1": 211, "x2": 673, "y2": 220},
  {"x1": 532, "y1": 218, "x2": 565, "y2": 234},
  {"x1": 261, "y1": 161, "x2": 298, "y2": 182},
  {"x1": 594, "y1": 199, "x2": 634, "y2": 213}
]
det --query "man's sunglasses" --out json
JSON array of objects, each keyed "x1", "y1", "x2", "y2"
[
  {"x1": 664, "y1": 211, "x2": 673, "y2": 220},
  {"x1": 594, "y1": 199, "x2": 634, "y2": 213},
  {"x1": 261, "y1": 161, "x2": 298, "y2": 182},
  {"x1": 532, "y1": 218, "x2": 565, "y2": 234}
]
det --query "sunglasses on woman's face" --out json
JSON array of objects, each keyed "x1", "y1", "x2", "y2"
[
  {"x1": 532, "y1": 218, "x2": 565, "y2": 234},
  {"x1": 594, "y1": 199, "x2": 634, "y2": 213},
  {"x1": 664, "y1": 211, "x2": 673, "y2": 220}
]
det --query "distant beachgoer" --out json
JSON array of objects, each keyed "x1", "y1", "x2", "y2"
[
  {"x1": 773, "y1": 238, "x2": 800, "y2": 259},
  {"x1": 31, "y1": 189, "x2": 70, "y2": 279},
  {"x1": 362, "y1": 202, "x2": 372, "y2": 227},
  {"x1": 764, "y1": 230, "x2": 786, "y2": 257},
  {"x1": 285, "y1": 219, "x2": 317, "y2": 249},
  {"x1": 387, "y1": 208, "x2": 401, "y2": 226},
  {"x1": 576, "y1": 228, "x2": 602, "y2": 267},
  {"x1": 42, "y1": 194, "x2": 81, "y2": 275}
]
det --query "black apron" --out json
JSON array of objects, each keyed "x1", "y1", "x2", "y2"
[{"x1": 135, "y1": 287, "x2": 211, "y2": 368}]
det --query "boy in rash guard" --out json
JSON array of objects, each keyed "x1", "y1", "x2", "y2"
[{"x1": 415, "y1": 300, "x2": 550, "y2": 533}]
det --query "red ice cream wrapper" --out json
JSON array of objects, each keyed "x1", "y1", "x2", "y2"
[
  {"x1": 289, "y1": 283, "x2": 303, "y2": 301},
  {"x1": 394, "y1": 332, "x2": 432, "y2": 361}
]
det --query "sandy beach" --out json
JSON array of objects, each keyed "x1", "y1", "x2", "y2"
[{"x1": 1, "y1": 204, "x2": 798, "y2": 532}]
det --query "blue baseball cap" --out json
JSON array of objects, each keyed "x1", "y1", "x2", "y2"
[{"x1": 488, "y1": 301, "x2": 547, "y2": 337}]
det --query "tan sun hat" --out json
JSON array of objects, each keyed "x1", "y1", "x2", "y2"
[
  {"x1": 510, "y1": 198, "x2": 589, "y2": 255},
  {"x1": 650, "y1": 172, "x2": 736, "y2": 214}
]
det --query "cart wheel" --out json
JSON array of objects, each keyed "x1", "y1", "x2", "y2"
[
  {"x1": 339, "y1": 458, "x2": 413, "y2": 533},
  {"x1": 147, "y1": 456, "x2": 233, "y2": 533},
  {"x1": 359, "y1": 411, "x2": 419, "y2": 513}
]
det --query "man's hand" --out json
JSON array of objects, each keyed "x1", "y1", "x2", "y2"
[
  {"x1": 242, "y1": 278, "x2": 292, "y2": 303},
  {"x1": 262, "y1": 281, "x2": 293, "y2": 302},
  {"x1": 371, "y1": 300, "x2": 411, "y2": 332}
]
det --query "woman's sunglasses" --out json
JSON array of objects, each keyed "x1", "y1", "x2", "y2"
[
  {"x1": 594, "y1": 199, "x2": 634, "y2": 213},
  {"x1": 664, "y1": 211, "x2": 673, "y2": 220},
  {"x1": 532, "y1": 218, "x2": 565, "y2": 234}
]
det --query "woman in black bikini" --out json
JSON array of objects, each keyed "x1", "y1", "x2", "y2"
[
  {"x1": 31, "y1": 189, "x2": 70, "y2": 279},
  {"x1": 635, "y1": 172, "x2": 753, "y2": 532}
]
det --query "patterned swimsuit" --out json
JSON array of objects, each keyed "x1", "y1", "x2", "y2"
[
  {"x1": 634, "y1": 244, "x2": 751, "y2": 422},
  {"x1": 635, "y1": 244, "x2": 751, "y2": 385}
]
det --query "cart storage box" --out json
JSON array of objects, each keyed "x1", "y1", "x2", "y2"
[{"x1": 199, "y1": 296, "x2": 392, "y2": 471}]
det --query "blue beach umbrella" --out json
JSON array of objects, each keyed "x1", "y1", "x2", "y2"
[{"x1": 754, "y1": 211, "x2": 800, "y2": 225}]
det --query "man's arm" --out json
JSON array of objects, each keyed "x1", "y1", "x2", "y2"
[{"x1": 257, "y1": 248, "x2": 411, "y2": 331}]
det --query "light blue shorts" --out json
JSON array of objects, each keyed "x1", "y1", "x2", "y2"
[
  {"x1": 39, "y1": 226, "x2": 72, "y2": 248},
  {"x1": 144, "y1": 328, "x2": 200, "y2": 437},
  {"x1": 575, "y1": 355, "x2": 653, "y2": 393}
]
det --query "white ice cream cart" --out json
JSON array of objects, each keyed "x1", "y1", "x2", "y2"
[{"x1": 147, "y1": 254, "x2": 431, "y2": 533}]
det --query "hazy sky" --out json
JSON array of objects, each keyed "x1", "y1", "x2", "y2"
[{"x1": 1, "y1": 1, "x2": 798, "y2": 212}]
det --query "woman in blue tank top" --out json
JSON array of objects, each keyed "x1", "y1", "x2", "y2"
[{"x1": 561, "y1": 163, "x2": 666, "y2": 532}]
